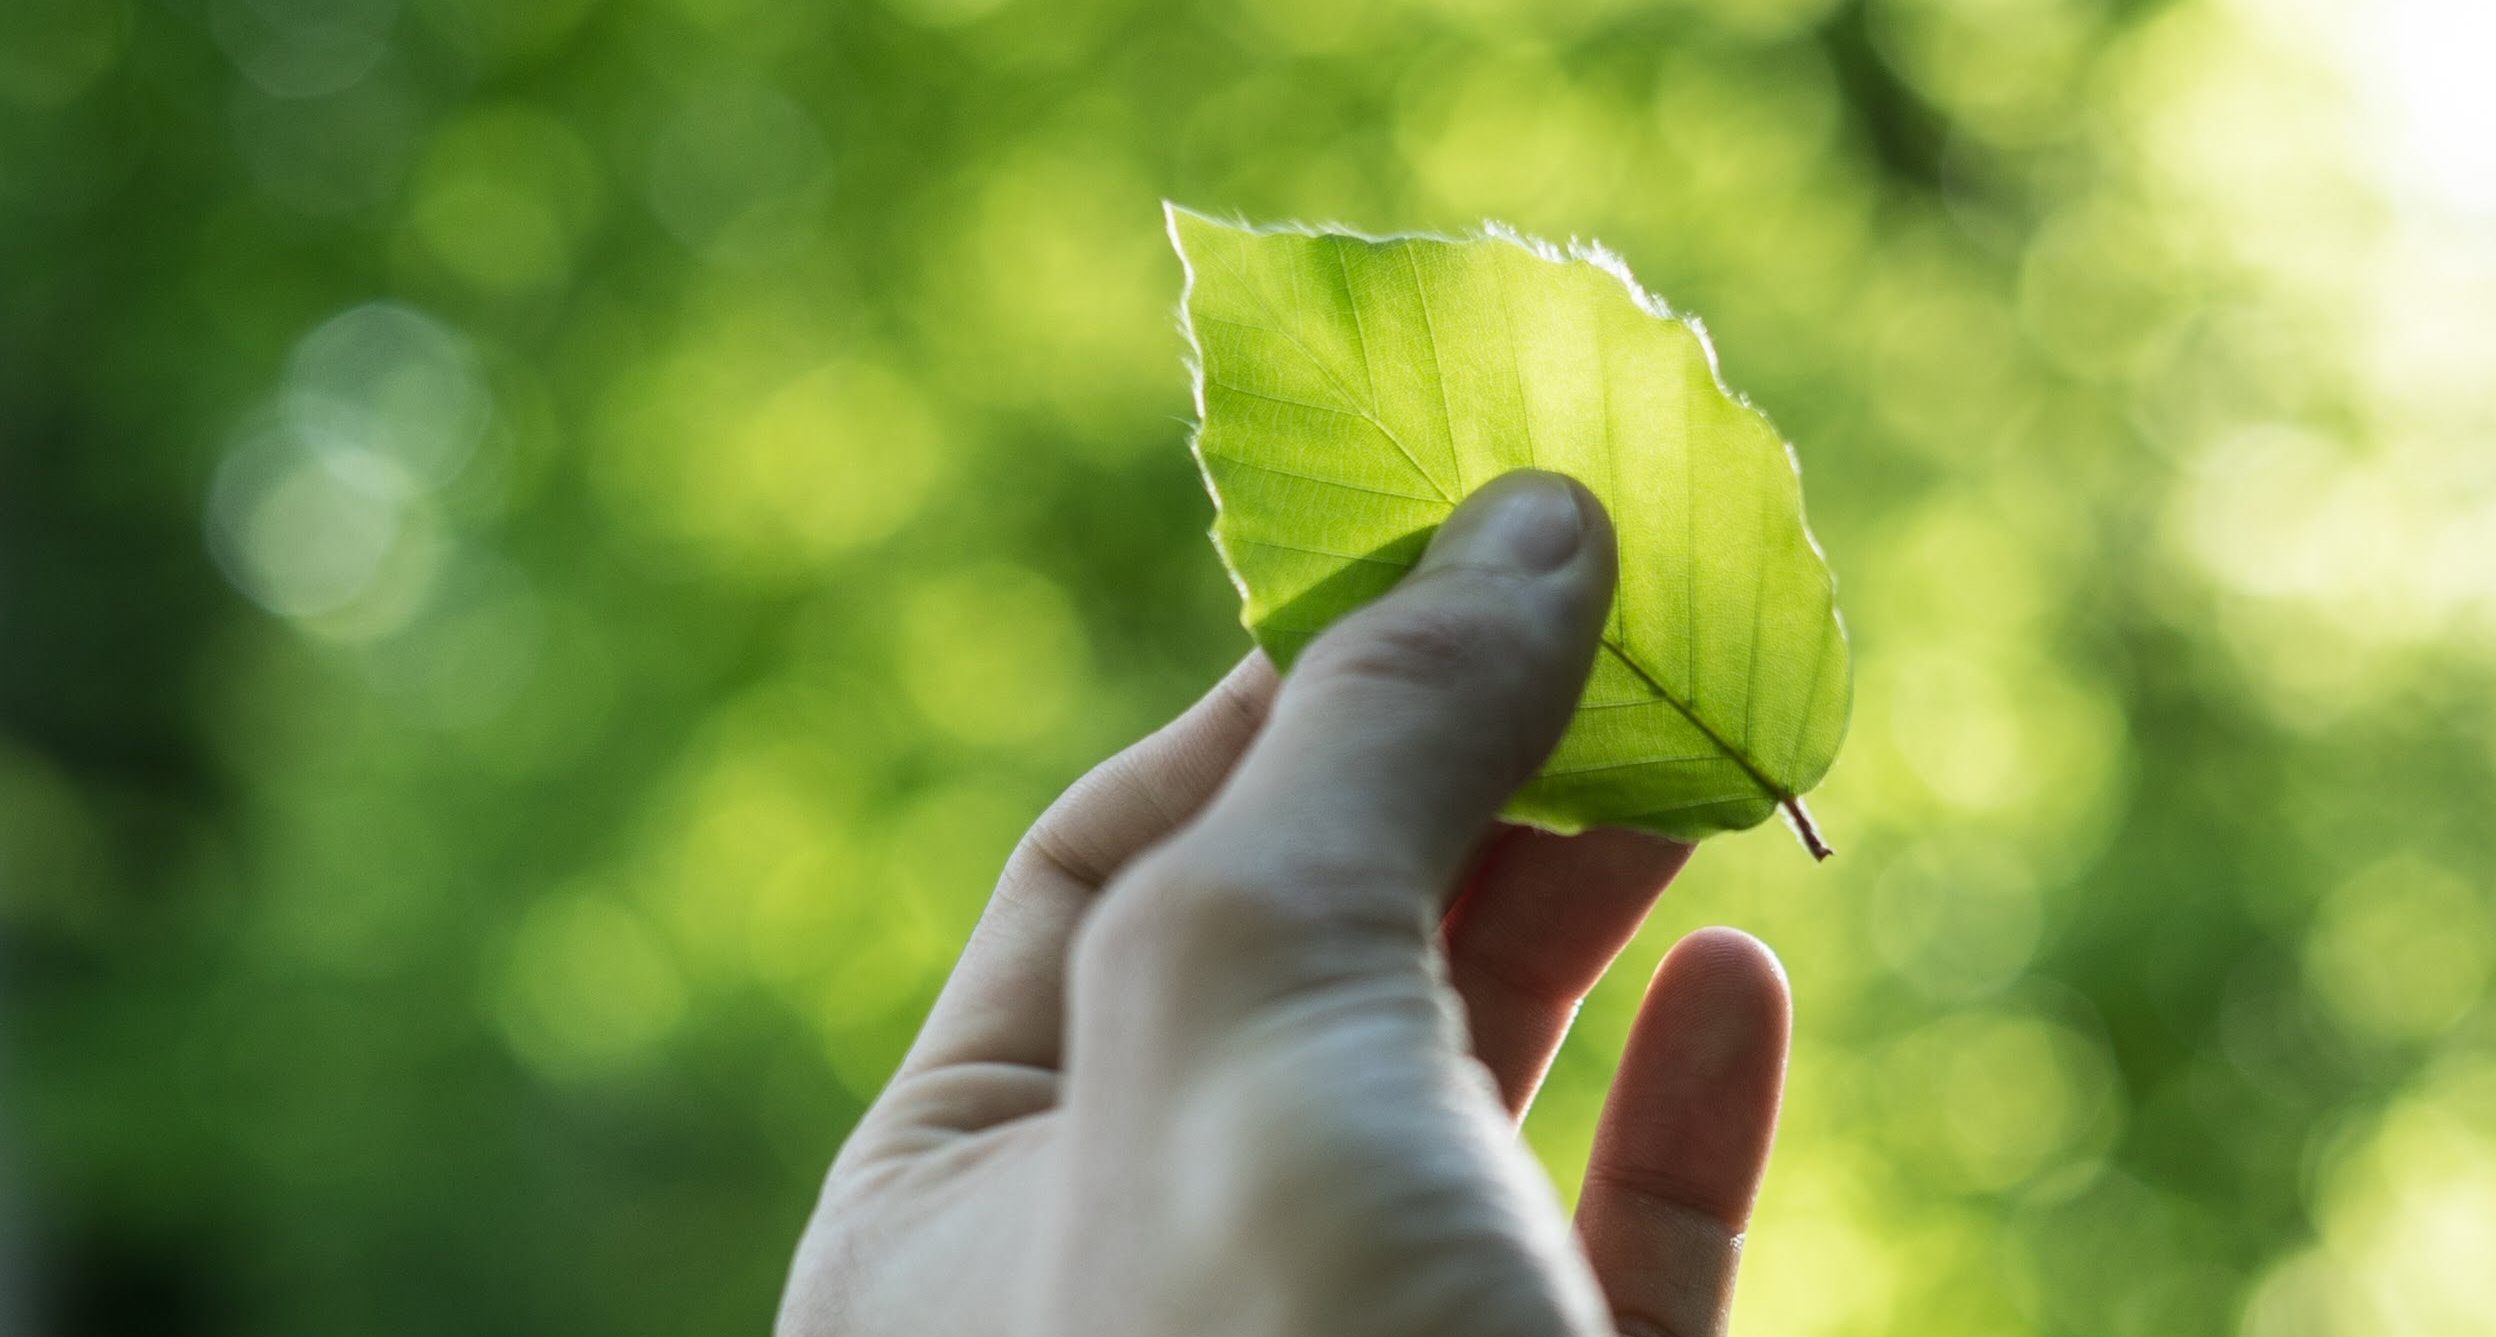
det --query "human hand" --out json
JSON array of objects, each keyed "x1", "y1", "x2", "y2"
[{"x1": 777, "y1": 470, "x2": 1791, "y2": 1337}]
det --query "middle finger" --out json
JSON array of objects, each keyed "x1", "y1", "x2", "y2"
[{"x1": 1439, "y1": 825, "x2": 1693, "y2": 1116}]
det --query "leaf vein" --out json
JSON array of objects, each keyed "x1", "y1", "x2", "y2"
[
  {"x1": 1203, "y1": 449, "x2": 1445, "y2": 503},
  {"x1": 1491, "y1": 251, "x2": 1538, "y2": 473},
  {"x1": 1402, "y1": 245, "x2": 1464, "y2": 496},
  {"x1": 1331, "y1": 239, "x2": 1381, "y2": 415},
  {"x1": 1199, "y1": 263, "x2": 1451, "y2": 503},
  {"x1": 1538, "y1": 753, "x2": 1730, "y2": 779},
  {"x1": 1601, "y1": 640, "x2": 1784, "y2": 802},
  {"x1": 1595, "y1": 301, "x2": 1626, "y2": 645},
  {"x1": 1235, "y1": 537, "x2": 1411, "y2": 568},
  {"x1": 1783, "y1": 611, "x2": 1840, "y2": 779}
]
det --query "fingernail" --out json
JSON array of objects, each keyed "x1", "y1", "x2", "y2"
[{"x1": 1421, "y1": 471, "x2": 1584, "y2": 574}]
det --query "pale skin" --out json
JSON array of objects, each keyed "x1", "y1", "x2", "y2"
[{"x1": 778, "y1": 470, "x2": 1792, "y2": 1337}]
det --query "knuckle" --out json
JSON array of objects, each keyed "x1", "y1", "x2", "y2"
[
  {"x1": 1204, "y1": 663, "x2": 1276, "y2": 736},
  {"x1": 1005, "y1": 755, "x2": 1164, "y2": 890},
  {"x1": 1008, "y1": 811, "x2": 1108, "y2": 891}
]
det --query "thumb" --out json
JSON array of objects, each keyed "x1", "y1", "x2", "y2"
[{"x1": 1081, "y1": 469, "x2": 1616, "y2": 1049}]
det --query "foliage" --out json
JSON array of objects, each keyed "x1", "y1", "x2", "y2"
[
  {"x1": 1175, "y1": 209, "x2": 1848, "y2": 846},
  {"x1": 3, "y1": 0, "x2": 2494, "y2": 1335}
]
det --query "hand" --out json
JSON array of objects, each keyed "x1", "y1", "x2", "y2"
[{"x1": 777, "y1": 471, "x2": 1791, "y2": 1337}]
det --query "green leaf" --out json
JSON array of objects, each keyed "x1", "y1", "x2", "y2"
[{"x1": 1168, "y1": 205, "x2": 1851, "y2": 855}]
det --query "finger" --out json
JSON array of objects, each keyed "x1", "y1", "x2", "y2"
[
  {"x1": 1049, "y1": 476, "x2": 1626, "y2": 1337},
  {"x1": 1574, "y1": 928, "x2": 1789, "y2": 1337},
  {"x1": 1220, "y1": 470, "x2": 1615, "y2": 895},
  {"x1": 1081, "y1": 470, "x2": 1619, "y2": 1051},
  {"x1": 1441, "y1": 827, "x2": 1693, "y2": 1117},
  {"x1": 898, "y1": 653, "x2": 1276, "y2": 1080}
]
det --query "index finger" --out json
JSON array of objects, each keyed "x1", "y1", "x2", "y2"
[{"x1": 897, "y1": 653, "x2": 1276, "y2": 1082}]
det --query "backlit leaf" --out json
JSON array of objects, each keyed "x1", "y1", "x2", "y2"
[{"x1": 1170, "y1": 206, "x2": 1851, "y2": 854}]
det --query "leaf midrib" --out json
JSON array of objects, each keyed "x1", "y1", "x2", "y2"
[{"x1": 1599, "y1": 640, "x2": 1789, "y2": 805}]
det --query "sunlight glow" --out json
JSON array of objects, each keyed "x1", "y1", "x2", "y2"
[{"x1": 2362, "y1": 0, "x2": 2496, "y2": 218}]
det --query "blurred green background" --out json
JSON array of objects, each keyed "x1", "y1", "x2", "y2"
[{"x1": 4, "y1": 0, "x2": 2493, "y2": 1332}]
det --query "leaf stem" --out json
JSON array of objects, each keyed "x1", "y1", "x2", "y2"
[
  {"x1": 1598, "y1": 642, "x2": 1833, "y2": 862},
  {"x1": 1781, "y1": 796, "x2": 1832, "y2": 862}
]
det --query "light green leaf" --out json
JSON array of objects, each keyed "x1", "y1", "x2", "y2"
[{"x1": 1169, "y1": 205, "x2": 1851, "y2": 855}]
